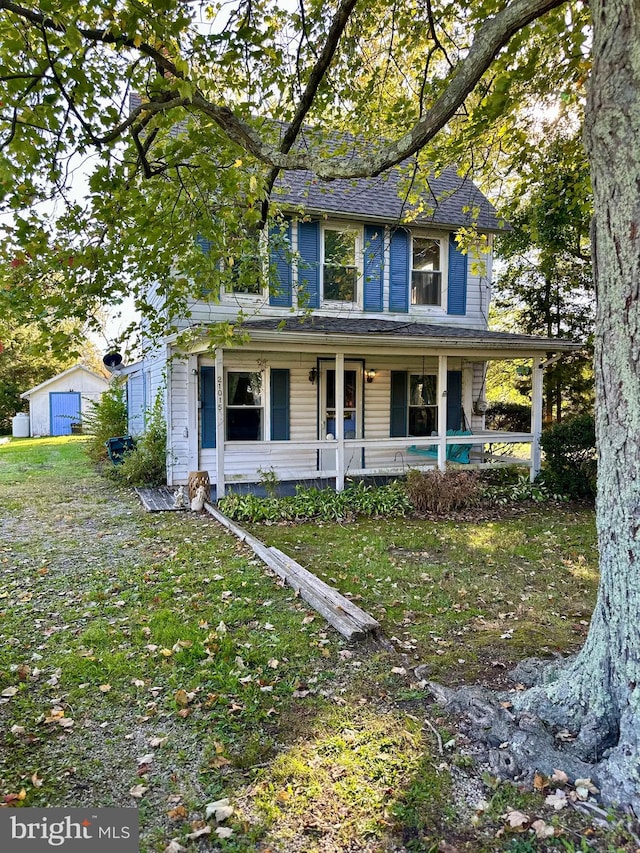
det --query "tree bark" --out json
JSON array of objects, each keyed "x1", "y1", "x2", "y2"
[
  {"x1": 578, "y1": 0, "x2": 640, "y2": 806},
  {"x1": 432, "y1": 0, "x2": 640, "y2": 811}
]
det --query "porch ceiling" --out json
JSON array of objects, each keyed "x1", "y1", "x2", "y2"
[{"x1": 236, "y1": 316, "x2": 582, "y2": 356}]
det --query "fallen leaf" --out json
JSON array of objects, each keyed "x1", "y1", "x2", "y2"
[
  {"x1": 129, "y1": 784, "x2": 148, "y2": 798},
  {"x1": 177, "y1": 708, "x2": 190, "y2": 718},
  {"x1": 533, "y1": 772, "x2": 549, "y2": 791},
  {"x1": 163, "y1": 841, "x2": 187, "y2": 853},
  {"x1": 31, "y1": 772, "x2": 43, "y2": 788},
  {"x1": 267, "y1": 659, "x2": 279, "y2": 669},
  {"x1": 10, "y1": 725, "x2": 25, "y2": 735},
  {"x1": 186, "y1": 826, "x2": 211, "y2": 840},
  {"x1": 167, "y1": 805, "x2": 188, "y2": 820},
  {"x1": 532, "y1": 819, "x2": 555, "y2": 839},
  {"x1": 137, "y1": 752, "x2": 155, "y2": 767},
  {"x1": 1, "y1": 686, "x2": 18, "y2": 698},
  {"x1": 58, "y1": 718, "x2": 74, "y2": 728},
  {"x1": 391, "y1": 666, "x2": 407, "y2": 675},
  {"x1": 99, "y1": 684, "x2": 111, "y2": 693},
  {"x1": 149, "y1": 736, "x2": 168, "y2": 748},
  {"x1": 574, "y1": 778, "x2": 599, "y2": 795},
  {"x1": 214, "y1": 805, "x2": 234, "y2": 823},
  {"x1": 545, "y1": 789, "x2": 568, "y2": 810},
  {"x1": 215, "y1": 827, "x2": 233, "y2": 839},
  {"x1": 205, "y1": 798, "x2": 230, "y2": 819},
  {"x1": 174, "y1": 689, "x2": 190, "y2": 706},
  {"x1": 4, "y1": 789, "x2": 27, "y2": 803},
  {"x1": 551, "y1": 768, "x2": 569, "y2": 785},
  {"x1": 503, "y1": 809, "x2": 529, "y2": 829}
]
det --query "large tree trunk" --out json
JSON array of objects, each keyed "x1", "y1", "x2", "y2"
[
  {"x1": 577, "y1": 0, "x2": 640, "y2": 806},
  {"x1": 431, "y1": 0, "x2": 640, "y2": 810}
]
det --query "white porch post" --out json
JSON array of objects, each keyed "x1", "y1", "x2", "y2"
[
  {"x1": 531, "y1": 355, "x2": 544, "y2": 481},
  {"x1": 187, "y1": 354, "x2": 199, "y2": 473},
  {"x1": 437, "y1": 354, "x2": 448, "y2": 471},
  {"x1": 335, "y1": 352, "x2": 345, "y2": 492},
  {"x1": 215, "y1": 348, "x2": 225, "y2": 499}
]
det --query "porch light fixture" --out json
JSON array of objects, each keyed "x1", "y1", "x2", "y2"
[
  {"x1": 308, "y1": 367, "x2": 317, "y2": 384},
  {"x1": 365, "y1": 369, "x2": 377, "y2": 383}
]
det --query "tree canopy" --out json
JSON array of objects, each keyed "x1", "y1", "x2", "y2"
[{"x1": 0, "y1": 0, "x2": 590, "y2": 348}]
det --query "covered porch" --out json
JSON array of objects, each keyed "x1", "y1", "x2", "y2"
[{"x1": 167, "y1": 317, "x2": 579, "y2": 495}]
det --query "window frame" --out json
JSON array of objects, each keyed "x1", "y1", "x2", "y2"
[
  {"x1": 222, "y1": 228, "x2": 269, "y2": 300},
  {"x1": 321, "y1": 222, "x2": 362, "y2": 306},
  {"x1": 225, "y1": 369, "x2": 265, "y2": 442},
  {"x1": 407, "y1": 373, "x2": 438, "y2": 437},
  {"x1": 410, "y1": 231, "x2": 448, "y2": 311}
]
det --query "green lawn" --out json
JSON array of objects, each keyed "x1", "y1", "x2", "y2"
[{"x1": 0, "y1": 437, "x2": 635, "y2": 852}]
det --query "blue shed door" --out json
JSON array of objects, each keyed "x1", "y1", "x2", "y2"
[{"x1": 50, "y1": 392, "x2": 82, "y2": 436}]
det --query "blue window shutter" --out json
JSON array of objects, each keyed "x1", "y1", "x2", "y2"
[
  {"x1": 447, "y1": 234, "x2": 468, "y2": 315},
  {"x1": 390, "y1": 371, "x2": 408, "y2": 437},
  {"x1": 389, "y1": 228, "x2": 409, "y2": 312},
  {"x1": 269, "y1": 219, "x2": 292, "y2": 307},
  {"x1": 270, "y1": 369, "x2": 290, "y2": 441},
  {"x1": 298, "y1": 220, "x2": 320, "y2": 308},
  {"x1": 446, "y1": 370, "x2": 463, "y2": 430},
  {"x1": 196, "y1": 234, "x2": 213, "y2": 254},
  {"x1": 363, "y1": 225, "x2": 384, "y2": 311},
  {"x1": 200, "y1": 366, "x2": 216, "y2": 449}
]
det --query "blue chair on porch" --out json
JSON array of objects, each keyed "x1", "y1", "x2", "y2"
[{"x1": 408, "y1": 429, "x2": 473, "y2": 464}]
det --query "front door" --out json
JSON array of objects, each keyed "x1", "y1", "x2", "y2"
[{"x1": 318, "y1": 361, "x2": 363, "y2": 473}]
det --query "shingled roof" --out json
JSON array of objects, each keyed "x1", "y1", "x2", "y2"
[
  {"x1": 272, "y1": 154, "x2": 504, "y2": 232},
  {"x1": 239, "y1": 316, "x2": 579, "y2": 351},
  {"x1": 128, "y1": 95, "x2": 504, "y2": 232}
]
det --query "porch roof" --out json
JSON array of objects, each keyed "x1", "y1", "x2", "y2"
[{"x1": 238, "y1": 316, "x2": 581, "y2": 354}]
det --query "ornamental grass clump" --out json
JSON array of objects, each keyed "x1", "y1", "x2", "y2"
[{"x1": 404, "y1": 468, "x2": 481, "y2": 514}]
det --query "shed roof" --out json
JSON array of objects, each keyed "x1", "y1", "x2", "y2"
[{"x1": 20, "y1": 365, "x2": 110, "y2": 399}]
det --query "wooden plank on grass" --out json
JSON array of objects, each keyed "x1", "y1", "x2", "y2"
[
  {"x1": 269, "y1": 547, "x2": 379, "y2": 632},
  {"x1": 204, "y1": 502, "x2": 379, "y2": 641}
]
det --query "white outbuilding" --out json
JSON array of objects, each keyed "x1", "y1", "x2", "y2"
[{"x1": 20, "y1": 365, "x2": 110, "y2": 437}]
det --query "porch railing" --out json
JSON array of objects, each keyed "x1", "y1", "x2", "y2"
[{"x1": 217, "y1": 429, "x2": 536, "y2": 492}]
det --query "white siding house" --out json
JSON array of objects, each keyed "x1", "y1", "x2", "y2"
[
  {"x1": 20, "y1": 365, "x2": 109, "y2": 437},
  {"x1": 126, "y1": 144, "x2": 579, "y2": 495}
]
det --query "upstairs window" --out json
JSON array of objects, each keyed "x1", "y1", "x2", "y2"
[
  {"x1": 411, "y1": 237, "x2": 442, "y2": 306},
  {"x1": 226, "y1": 371, "x2": 263, "y2": 440},
  {"x1": 408, "y1": 374, "x2": 437, "y2": 436},
  {"x1": 226, "y1": 227, "x2": 264, "y2": 294},
  {"x1": 323, "y1": 227, "x2": 358, "y2": 302}
]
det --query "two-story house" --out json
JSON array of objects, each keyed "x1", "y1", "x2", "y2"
[{"x1": 123, "y1": 155, "x2": 578, "y2": 497}]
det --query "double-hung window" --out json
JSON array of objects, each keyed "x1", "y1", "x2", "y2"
[
  {"x1": 323, "y1": 226, "x2": 358, "y2": 302},
  {"x1": 408, "y1": 374, "x2": 437, "y2": 436},
  {"x1": 226, "y1": 371, "x2": 263, "y2": 440},
  {"x1": 411, "y1": 237, "x2": 442, "y2": 306}
]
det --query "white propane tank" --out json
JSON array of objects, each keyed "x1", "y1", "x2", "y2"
[{"x1": 12, "y1": 413, "x2": 30, "y2": 438}]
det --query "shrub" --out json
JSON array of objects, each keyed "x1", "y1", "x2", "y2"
[
  {"x1": 480, "y1": 471, "x2": 557, "y2": 505},
  {"x1": 485, "y1": 402, "x2": 531, "y2": 433},
  {"x1": 539, "y1": 413, "x2": 596, "y2": 499},
  {"x1": 83, "y1": 383, "x2": 128, "y2": 462},
  {"x1": 404, "y1": 468, "x2": 481, "y2": 514},
  {"x1": 219, "y1": 480, "x2": 411, "y2": 523},
  {"x1": 117, "y1": 399, "x2": 167, "y2": 487}
]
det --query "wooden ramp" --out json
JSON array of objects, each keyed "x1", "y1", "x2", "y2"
[
  {"x1": 135, "y1": 487, "x2": 188, "y2": 512},
  {"x1": 204, "y1": 503, "x2": 380, "y2": 642}
]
